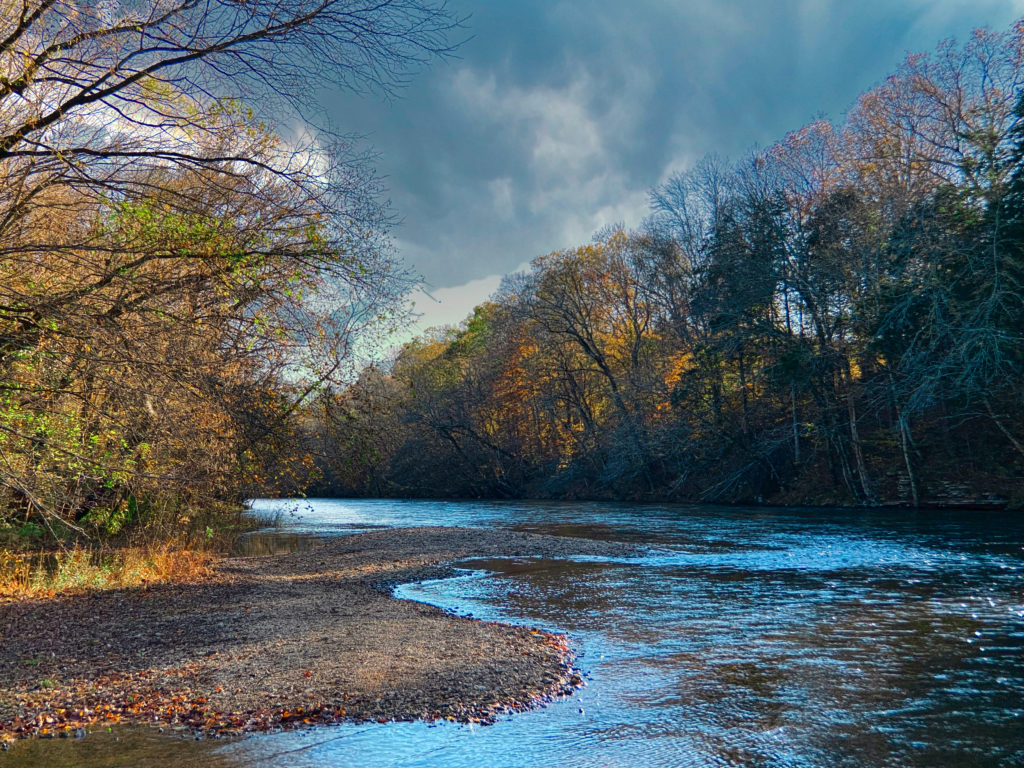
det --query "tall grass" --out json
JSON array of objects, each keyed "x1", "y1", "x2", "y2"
[
  {"x1": 0, "y1": 500, "x2": 258, "y2": 599},
  {"x1": 0, "y1": 543, "x2": 216, "y2": 599}
]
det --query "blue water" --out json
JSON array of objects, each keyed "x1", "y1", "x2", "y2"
[{"x1": 8, "y1": 499, "x2": 1024, "y2": 767}]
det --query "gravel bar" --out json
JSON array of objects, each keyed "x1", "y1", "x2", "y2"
[{"x1": 0, "y1": 526, "x2": 643, "y2": 740}]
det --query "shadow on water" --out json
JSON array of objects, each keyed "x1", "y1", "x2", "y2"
[{"x1": 1, "y1": 728, "x2": 232, "y2": 768}]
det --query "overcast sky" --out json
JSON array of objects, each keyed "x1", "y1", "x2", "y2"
[{"x1": 323, "y1": 0, "x2": 1024, "y2": 336}]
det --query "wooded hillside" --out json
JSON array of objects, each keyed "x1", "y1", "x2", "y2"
[{"x1": 318, "y1": 23, "x2": 1024, "y2": 508}]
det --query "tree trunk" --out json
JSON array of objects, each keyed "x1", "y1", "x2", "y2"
[
  {"x1": 791, "y1": 381, "x2": 800, "y2": 465},
  {"x1": 888, "y1": 373, "x2": 919, "y2": 507},
  {"x1": 984, "y1": 398, "x2": 1024, "y2": 460},
  {"x1": 737, "y1": 350, "x2": 750, "y2": 438},
  {"x1": 844, "y1": 368, "x2": 875, "y2": 505},
  {"x1": 898, "y1": 412, "x2": 920, "y2": 507}
]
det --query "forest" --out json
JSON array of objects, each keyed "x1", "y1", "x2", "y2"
[{"x1": 315, "y1": 23, "x2": 1024, "y2": 509}]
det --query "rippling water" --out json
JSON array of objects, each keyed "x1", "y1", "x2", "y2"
[{"x1": 7, "y1": 500, "x2": 1024, "y2": 767}]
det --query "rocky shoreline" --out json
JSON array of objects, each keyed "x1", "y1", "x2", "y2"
[{"x1": 0, "y1": 527, "x2": 642, "y2": 741}]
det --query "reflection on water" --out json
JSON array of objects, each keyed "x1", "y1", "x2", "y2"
[
  {"x1": 1, "y1": 727, "x2": 234, "y2": 768},
  {"x1": 6, "y1": 500, "x2": 1024, "y2": 767}
]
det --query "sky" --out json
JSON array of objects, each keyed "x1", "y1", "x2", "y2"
[{"x1": 322, "y1": 0, "x2": 1024, "y2": 338}]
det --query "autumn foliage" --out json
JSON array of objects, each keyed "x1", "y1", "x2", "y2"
[
  {"x1": 320, "y1": 23, "x2": 1024, "y2": 508},
  {"x1": 0, "y1": 0, "x2": 457, "y2": 551}
]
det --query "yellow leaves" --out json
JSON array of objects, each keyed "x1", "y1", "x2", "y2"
[
  {"x1": 664, "y1": 350, "x2": 695, "y2": 387},
  {"x1": 848, "y1": 358, "x2": 862, "y2": 381}
]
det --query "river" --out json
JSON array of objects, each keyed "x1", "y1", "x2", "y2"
[{"x1": 7, "y1": 499, "x2": 1024, "y2": 767}]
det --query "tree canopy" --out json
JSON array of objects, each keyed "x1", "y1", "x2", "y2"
[
  {"x1": 0, "y1": 0, "x2": 459, "y2": 543},
  {"x1": 317, "y1": 21, "x2": 1024, "y2": 509}
]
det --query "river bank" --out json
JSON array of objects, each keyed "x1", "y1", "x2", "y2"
[{"x1": 0, "y1": 527, "x2": 642, "y2": 741}]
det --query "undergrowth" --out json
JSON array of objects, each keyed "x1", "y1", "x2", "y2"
[
  {"x1": 0, "y1": 543, "x2": 216, "y2": 599},
  {"x1": 0, "y1": 500, "x2": 257, "y2": 599}
]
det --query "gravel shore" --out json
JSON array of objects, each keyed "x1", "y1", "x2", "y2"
[{"x1": 0, "y1": 527, "x2": 642, "y2": 740}]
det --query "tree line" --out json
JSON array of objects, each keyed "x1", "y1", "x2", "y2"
[
  {"x1": 0, "y1": 0, "x2": 458, "y2": 545},
  {"x1": 318, "y1": 22, "x2": 1024, "y2": 508}
]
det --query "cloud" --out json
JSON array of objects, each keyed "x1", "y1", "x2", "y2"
[
  {"x1": 320, "y1": 0, "x2": 1024, "y2": 323},
  {"x1": 447, "y1": 70, "x2": 603, "y2": 180},
  {"x1": 487, "y1": 177, "x2": 514, "y2": 219},
  {"x1": 440, "y1": 65, "x2": 655, "y2": 255}
]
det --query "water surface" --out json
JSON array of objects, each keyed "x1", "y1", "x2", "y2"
[{"x1": 7, "y1": 499, "x2": 1024, "y2": 767}]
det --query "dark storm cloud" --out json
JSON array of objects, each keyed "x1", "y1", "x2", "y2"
[{"x1": 320, "y1": 0, "x2": 1023, "y2": 328}]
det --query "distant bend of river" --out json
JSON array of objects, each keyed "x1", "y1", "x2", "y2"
[{"x1": 11, "y1": 499, "x2": 1024, "y2": 768}]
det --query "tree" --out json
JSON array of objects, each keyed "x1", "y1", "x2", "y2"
[
  {"x1": 322, "y1": 18, "x2": 1024, "y2": 509},
  {"x1": 525, "y1": 232, "x2": 662, "y2": 489},
  {"x1": 0, "y1": 0, "x2": 457, "y2": 539}
]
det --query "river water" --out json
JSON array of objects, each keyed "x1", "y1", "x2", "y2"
[{"x1": 7, "y1": 499, "x2": 1024, "y2": 767}]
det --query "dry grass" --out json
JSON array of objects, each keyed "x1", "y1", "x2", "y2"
[
  {"x1": 0, "y1": 543, "x2": 215, "y2": 600},
  {"x1": 0, "y1": 499, "x2": 256, "y2": 599}
]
